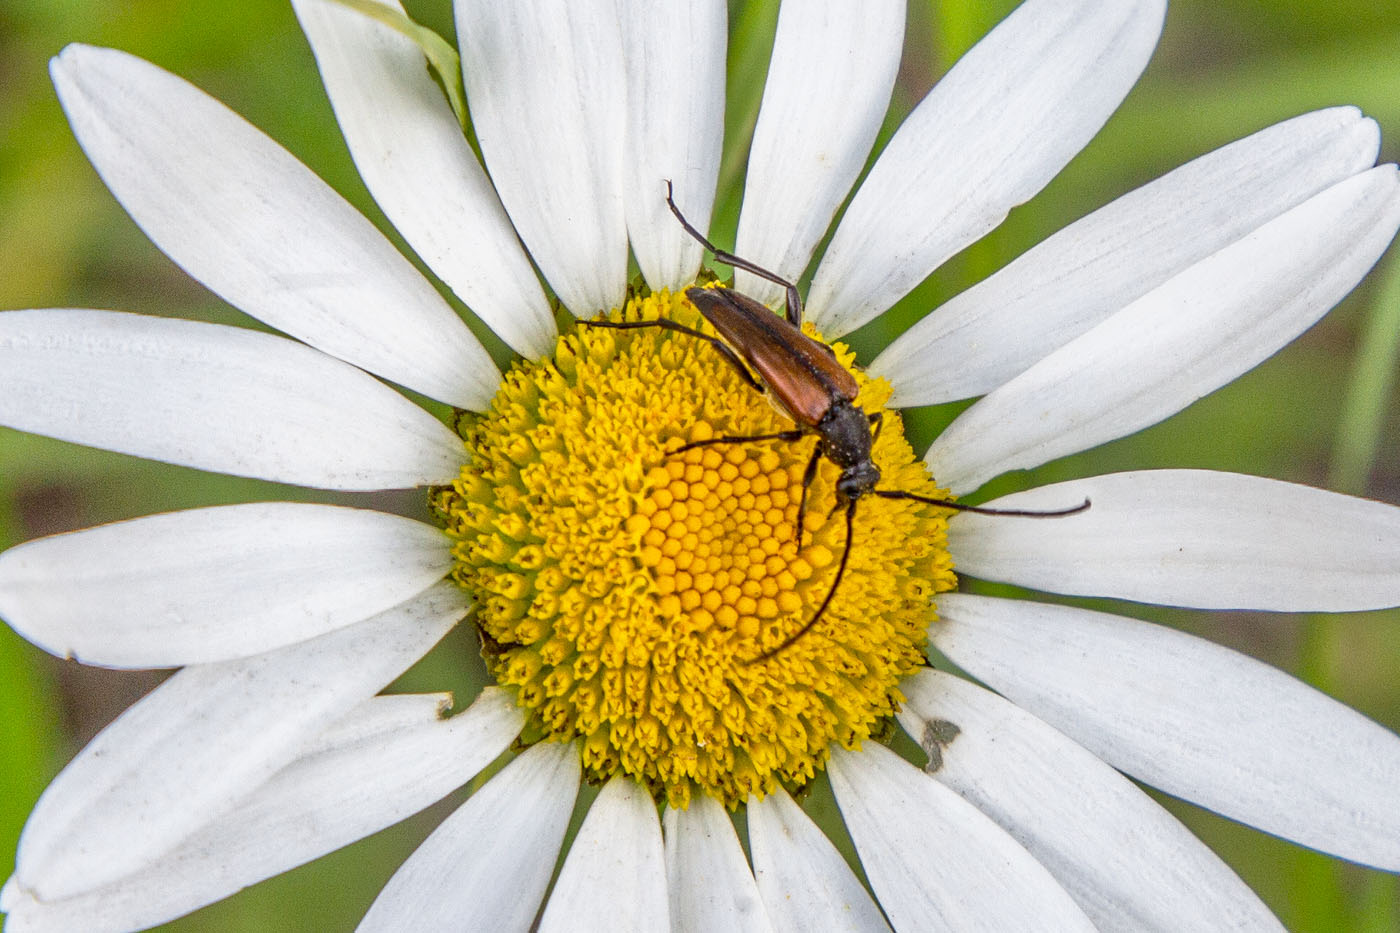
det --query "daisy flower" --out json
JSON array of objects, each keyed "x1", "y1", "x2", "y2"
[{"x1": 3, "y1": 0, "x2": 1400, "y2": 930}]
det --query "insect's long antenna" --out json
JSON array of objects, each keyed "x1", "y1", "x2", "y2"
[
  {"x1": 873, "y1": 490, "x2": 1091, "y2": 518},
  {"x1": 745, "y1": 498, "x2": 857, "y2": 664},
  {"x1": 744, "y1": 492, "x2": 1088, "y2": 663}
]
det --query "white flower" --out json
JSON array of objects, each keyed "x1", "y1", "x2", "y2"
[{"x1": 2, "y1": 0, "x2": 1400, "y2": 931}]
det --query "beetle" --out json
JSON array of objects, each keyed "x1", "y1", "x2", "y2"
[{"x1": 582, "y1": 182, "x2": 1088, "y2": 661}]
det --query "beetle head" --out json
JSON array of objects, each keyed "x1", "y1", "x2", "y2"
[{"x1": 836, "y1": 461, "x2": 881, "y2": 503}]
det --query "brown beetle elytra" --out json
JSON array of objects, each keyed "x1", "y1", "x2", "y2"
[{"x1": 582, "y1": 183, "x2": 1089, "y2": 661}]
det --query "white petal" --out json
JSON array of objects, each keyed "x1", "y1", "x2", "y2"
[
  {"x1": 13, "y1": 582, "x2": 466, "y2": 902},
  {"x1": 827, "y1": 744, "x2": 1095, "y2": 931},
  {"x1": 358, "y1": 741, "x2": 580, "y2": 933},
  {"x1": 2, "y1": 691, "x2": 523, "y2": 933},
  {"x1": 874, "y1": 107, "x2": 1382, "y2": 405},
  {"x1": 537, "y1": 776, "x2": 669, "y2": 933},
  {"x1": 948, "y1": 470, "x2": 1400, "y2": 611},
  {"x1": 664, "y1": 796, "x2": 773, "y2": 933},
  {"x1": 293, "y1": 0, "x2": 556, "y2": 359},
  {"x1": 51, "y1": 44, "x2": 499, "y2": 409},
  {"x1": 732, "y1": 0, "x2": 904, "y2": 307},
  {"x1": 455, "y1": 0, "x2": 627, "y2": 316},
  {"x1": 897, "y1": 669, "x2": 1282, "y2": 931},
  {"x1": 0, "y1": 310, "x2": 464, "y2": 490},
  {"x1": 931, "y1": 594, "x2": 1400, "y2": 871},
  {"x1": 928, "y1": 166, "x2": 1400, "y2": 493},
  {"x1": 618, "y1": 0, "x2": 726, "y2": 292},
  {"x1": 0, "y1": 503, "x2": 451, "y2": 668},
  {"x1": 747, "y1": 791, "x2": 890, "y2": 933},
  {"x1": 807, "y1": 0, "x2": 1166, "y2": 335}
]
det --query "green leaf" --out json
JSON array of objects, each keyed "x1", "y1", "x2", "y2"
[
  {"x1": 715, "y1": 0, "x2": 780, "y2": 239},
  {"x1": 1355, "y1": 872, "x2": 1400, "y2": 933},
  {"x1": 927, "y1": 0, "x2": 1017, "y2": 66},
  {"x1": 0, "y1": 628, "x2": 59, "y2": 881},
  {"x1": 327, "y1": 0, "x2": 469, "y2": 129},
  {"x1": 1331, "y1": 248, "x2": 1400, "y2": 496}
]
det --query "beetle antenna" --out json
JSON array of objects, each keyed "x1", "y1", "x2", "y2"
[
  {"x1": 744, "y1": 492, "x2": 1088, "y2": 662},
  {"x1": 873, "y1": 490, "x2": 1090, "y2": 518},
  {"x1": 745, "y1": 499, "x2": 858, "y2": 664}
]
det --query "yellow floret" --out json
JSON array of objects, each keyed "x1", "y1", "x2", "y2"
[{"x1": 434, "y1": 289, "x2": 956, "y2": 808}]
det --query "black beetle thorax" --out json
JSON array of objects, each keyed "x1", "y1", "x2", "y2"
[
  {"x1": 819, "y1": 401, "x2": 873, "y2": 469},
  {"x1": 818, "y1": 402, "x2": 881, "y2": 501}
]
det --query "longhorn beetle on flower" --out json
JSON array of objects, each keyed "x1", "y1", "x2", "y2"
[{"x1": 581, "y1": 183, "x2": 1090, "y2": 661}]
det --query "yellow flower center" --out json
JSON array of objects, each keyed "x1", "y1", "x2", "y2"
[{"x1": 434, "y1": 288, "x2": 956, "y2": 808}]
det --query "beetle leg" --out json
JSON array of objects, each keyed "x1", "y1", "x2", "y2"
[
  {"x1": 669, "y1": 428, "x2": 807, "y2": 456},
  {"x1": 580, "y1": 318, "x2": 764, "y2": 393},
  {"x1": 665, "y1": 181, "x2": 804, "y2": 326},
  {"x1": 794, "y1": 441, "x2": 823, "y2": 545},
  {"x1": 868, "y1": 410, "x2": 884, "y2": 446}
]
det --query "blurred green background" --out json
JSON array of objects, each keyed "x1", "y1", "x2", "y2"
[{"x1": 2, "y1": 0, "x2": 1399, "y2": 929}]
